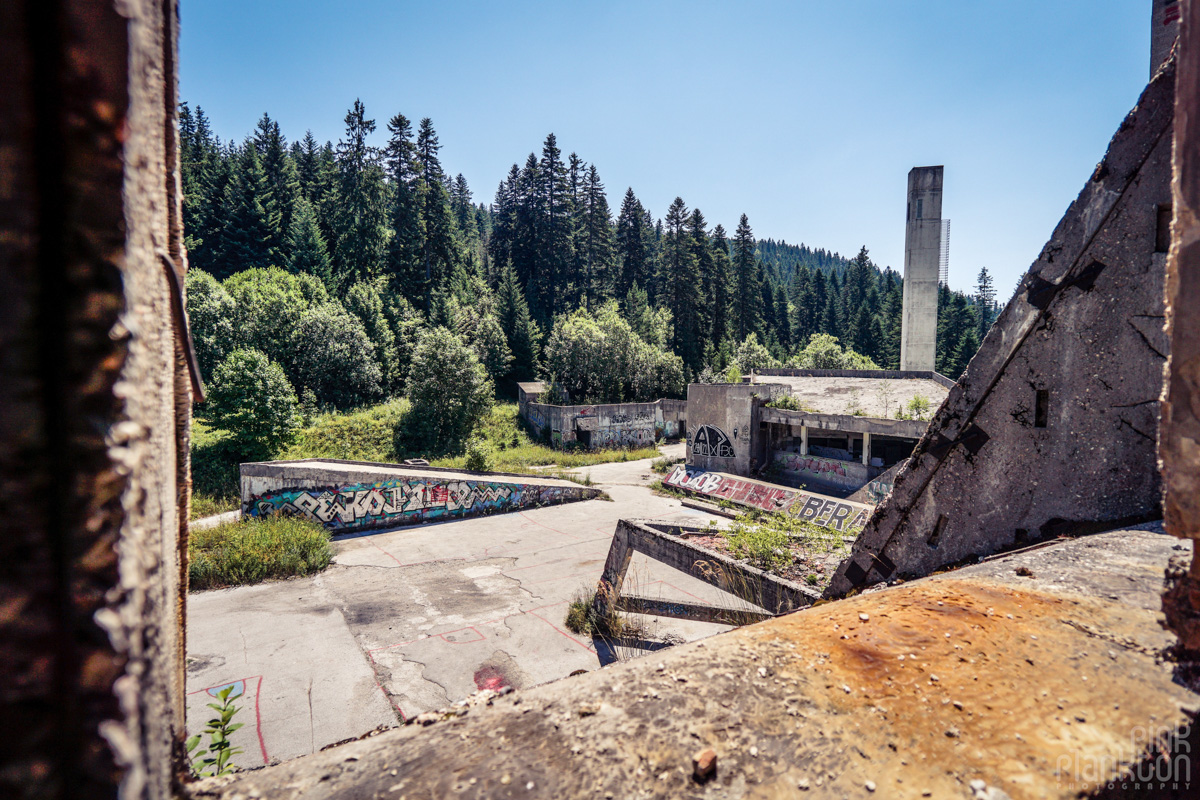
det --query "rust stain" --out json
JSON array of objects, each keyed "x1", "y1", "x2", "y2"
[{"x1": 742, "y1": 580, "x2": 1190, "y2": 797}]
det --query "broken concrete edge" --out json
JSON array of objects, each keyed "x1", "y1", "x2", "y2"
[
  {"x1": 678, "y1": 497, "x2": 739, "y2": 520},
  {"x1": 594, "y1": 518, "x2": 821, "y2": 621},
  {"x1": 760, "y1": 406, "x2": 929, "y2": 438},
  {"x1": 1160, "y1": 0, "x2": 1200, "y2": 655},
  {"x1": 755, "y1": 368, "x2": 957, "y2": 389},
  {"x1": 187, "y1": 529, "x2": 1199, "y2": 800},
  {"x1": 828, "y1": 54, "x2": 1178, "y2": 598}
]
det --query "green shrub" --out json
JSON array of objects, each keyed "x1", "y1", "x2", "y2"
[
  {"x1": 564, "y1": 588, "x2": 636, "y2": 639},
  {"x1": 906, "y1": 394, "x2": 932, "y2": 420},
  {"x1": 189, "y1": 515, "x2": 333, "y2": 591},
  {"x1": 282, "y1": 400, "x2": 407, "y2": 462},
  {"x1": 398, "y1": 327, "x2": 494, "y2": 457},
  {"x1": 765, "y1": 393, "x2": 805, "y2": 411},
  {"x1": 464, "y1": 438, "x2": 494, "y2": 472},
  {"x1": 205, "y1": 348, "x2": 300, "y2": 461}
]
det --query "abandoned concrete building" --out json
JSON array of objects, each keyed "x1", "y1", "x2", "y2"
[{"x1": 9, "y1": 0, "x2": 1200, "y2": 798}]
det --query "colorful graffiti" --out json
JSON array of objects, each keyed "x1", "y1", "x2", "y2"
[
  {"x1": 774, "y1": 452, "x2": 849, "y2": 479},
  {"x1": 247, "y1": 477, "x2": 593, "y2": 532},
  {"x1": 866, "y1": 476, "x2": 895, "y2": 505},
  {"x1": 691, "y1": 425, "x2": 735, "y2": 458},
  {"x1": 593, "y1": 426, "x2": 655, "y2": 448},
  {"x1": 664, "y1": 464, "x2": 871, "y2": 531}
]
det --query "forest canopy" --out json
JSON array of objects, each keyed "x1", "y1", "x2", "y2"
[{"x1": 181, "y1": 100, "x2": 998, "y2": 417}]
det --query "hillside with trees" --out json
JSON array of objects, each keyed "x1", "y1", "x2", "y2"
[{"x1": 181, "y1": 99, "x2": 998, "y2": 453}]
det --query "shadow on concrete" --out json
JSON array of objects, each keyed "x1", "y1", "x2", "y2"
[{"x1": 593, "y1": 636, "x2": 675, "y2": 667}]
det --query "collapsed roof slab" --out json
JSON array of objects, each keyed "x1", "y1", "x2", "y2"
[
  {"x1": 192, "y1": 527, "x2": 1197, "y2": 799},
  {"x1": 828, "y1": 56, "x2": 1177, "y2": 596}
]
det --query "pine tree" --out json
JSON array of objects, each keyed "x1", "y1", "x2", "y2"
[
  {"x1": 615, "y1": 188, "x2": 648, "y2": 299},
  {"x1": 687, "y1": 208, "x2": 714, "y2": 357},
  {"x1": 975, "y1": 266, "x2": 997, "y2": 338},
  {"x1": 286, "y1": 196, "x2": 333, "y2": 286},
  {"x1": 708, "y1": 224, "x2": 732, "y2": 347},
  {"x1": 659, "y1": 198, "x2": 703, "y2": 372},
  {"x1": 252, "y1": 113, "x2": 298, "y2": 256},
  {"x1": 415, "y1": 117, "x2": 458, "y2": 311},
  {"x1": 333, "y1": 100, "x2": 387, "y2": 287},
  {"x1": 495, "y1": 261, "x2": 540, "y2": 381},
  {"x1": 732, "y1": 214, "x2": 761, "y2": 340},
  {"x1": 215, "y1": 144, "x2": 278, "y2": 277},
  {"x1": 384, "y1": 113, "x2": 422, "y2": 300},
  {"x1": 580, "y1": 164, "x2": 614, "y2": 309},
  {"x1": 532, "y1": 133, "x2": 573, "y2": 324}
]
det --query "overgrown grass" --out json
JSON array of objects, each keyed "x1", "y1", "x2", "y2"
[
  {"x1": 189, "y1": 515, "x2": 333, "y2": 591},
  {"x1": 191, "y1": 420, "x2": 241, "y2": 520},
  {"x1": 280, "y1": 400, "x2": 409, "y2": 462},
  {"x1": 564, "y1": 586, "x2": 641, "y2": 639},
  {"x1": 648, "y1": 479, "x2": 686, "y2": 498},
  {"x1": 651, "y1": 455, "x2": 683, "y2": 474},
  {"x1": 720, "y1": 510, "x2": 860, "y2": 573},
  {"x1": 430, "y1": 403, "x2": 660, "y2": 472}
]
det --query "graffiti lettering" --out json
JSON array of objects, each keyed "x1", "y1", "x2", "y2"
[
  {"x1": 249, "y1": 477, "x2": 590, "y2": 532},
  {"x1": 692, "y1": 425, "x2": 735, "y2": 458},
  {"x1": 664, "y1": 465, "x2": 871, "y2": 532}
]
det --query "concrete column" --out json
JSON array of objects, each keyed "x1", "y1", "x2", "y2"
[
  {"x1": 900, "y1": 166, "x2": 943, "y2": 371},
  {"x1": 1162, "y1": 0, "x2": 1200, "y2": 654},
  {"x1": 1152, "y1": 0, "x2": 1182, "y2": 78},
  {"x1": 800, "y1": 426, "x2": 808, "y2": 456},
  {"x1": 862, "y1": 432, "x2": 872, "y2": 466}
]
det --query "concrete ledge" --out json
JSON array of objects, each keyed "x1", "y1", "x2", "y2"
[
  {"x1": 760, "y1": 407, "x2": 929, "y2": 438},
  {"x1": 755, "y1": 367, "x2": 957, "y2": 389}
]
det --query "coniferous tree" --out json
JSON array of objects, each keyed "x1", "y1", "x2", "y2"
[
  {"x1": 495, "y1": 261, "x2": 540, "y2": 381},
  {"x1": 286, "y1": 196, "x2": 333, "y2": 286},
  {"x1": 333, "y1": 100, "x2": 388, "y2": 287},
  {"x1": 252, "y1": 113, "x2": 299, "y2": 255},
  {"x1": 659, "y1": 198, "x2": 703, "y2": 373},
  {"x1": 615, "y1": 188, "x2": 649, "y2": 299},
  {"x1": 415, "y1": 117, "x2": 458, "y2": 311},
  {"x1": 215, "y1": 144, "x2": 278, "y2": 277},
  {"x1": 580, "y1": 164, "x2": 614, "y2": 309},
  {"x1": 532, "y1": 133, "x2": 572, "y2": 324},
  {"x1": 384, "y1": 113, "x2": 422, "y2": 299},
  {"x1": 687, "y1": 208, "x2": 715, "y2": 357},
  {"x1": 708, "y1": 224, "x2": 732, "y2": 347},
  {"x1": 732, "y1": 214, "x2": 760, "y2": 340},
  {"x1": 975, "y1": 266, "x2": 997, "y2": 338}
]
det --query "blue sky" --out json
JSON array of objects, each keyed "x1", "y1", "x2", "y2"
[{"x1": 181, "y1": 1, "x2": 1151, "y2": 296}]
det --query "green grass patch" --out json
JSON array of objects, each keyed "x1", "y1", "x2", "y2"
[
  {"x1": 189, "y1": 515, "x2": 333, "y2": 591},
  {"x1": 280, "y1": 400, "x2": 408, "y2": 462},
  {"x1": 720, "y1": 510, "x2": 860, "y2": 574},
  {"x1": 191, "y1": 492, "x2": 238, "y2": 521}
]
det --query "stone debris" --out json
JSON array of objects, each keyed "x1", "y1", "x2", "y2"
[
  {"x1": 692, "y1": 748, "x2": 717, "y2": 781},
  {"x1": 859, "y1": 613, "x2": 870, "y2": 622}
]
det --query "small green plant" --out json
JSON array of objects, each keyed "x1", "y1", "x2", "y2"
[
  {"x1": 186, "y1": 685, "x2": 244, "y2": 777},
  {"x1": 649, "y1": 479, "x2": 686, "y2": 498},
  {"x1": 906, "y1": 394, "x2": 932, "y2": 420},
  {"x1": 765, "y1": 393, "x2": 805, "y2": 411},
  {"x1": 806, "y1": 573, "x2": 819, "y2": 586},
  {"x1": 723, "y1": 518, "x2": 791, "y2": 571},
  {"x1": 724, "y1": 364, "x2": 742, "y2": 384}
]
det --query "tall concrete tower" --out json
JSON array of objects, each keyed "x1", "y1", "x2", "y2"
[
  {"x1": 900, "y1": 166, "x2": 943, "y2": 372},
  {"x1": 1151, "y1": 0, "x2": 1181, "y2": 78}
]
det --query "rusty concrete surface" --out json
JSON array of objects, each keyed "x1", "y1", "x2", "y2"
[{"x1": 190, "y1": 527, "x2": 1197, "y2": 799}]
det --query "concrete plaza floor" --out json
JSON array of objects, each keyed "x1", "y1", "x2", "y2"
[{"x1": 185, "y1": 444, "x2": 734, "y2": 767}]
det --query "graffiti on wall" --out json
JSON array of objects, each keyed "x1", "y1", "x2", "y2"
[
  {"x1": 774, "y1": 452, "x2": 849, "y2": 479},
  {"x1": 664, "y1": 464, "x2": 871, "y2": 531},
  {"x1": 691, "y1": 425, "x2": 735, "y2": 458},
  {"x1": 866, "y1": 476, "x2": 895, "y2": 505},
  {"x1": 593, "y1": 425, "x2": 655, "y2": 448},
  {"x1": 247, "y1": 477, "x2": 590, "y2": 532}
]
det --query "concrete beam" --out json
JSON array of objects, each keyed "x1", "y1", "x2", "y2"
[{"x1": 760, "y1": 408, "x2": 928, "y2": 438}]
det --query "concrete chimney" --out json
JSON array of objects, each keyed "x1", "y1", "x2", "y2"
[
  {"x1": 1152, "y1": 0, "x2": 1181, "y2": 77},
  {"x1": 900, "y1": 166, "x2": 943, "y2": 372}
]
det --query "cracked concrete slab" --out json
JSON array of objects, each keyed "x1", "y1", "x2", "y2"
[{"x1": 185, "y1": 446, "x2": 729, "y2": 767}]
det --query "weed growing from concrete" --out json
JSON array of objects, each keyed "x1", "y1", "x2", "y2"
[
  {"x1": 186, "y1": 684, "x2": 244, "y2": 777},
  {"x1": 189, "y1": 515, "x2": 333, "y2": 591}
]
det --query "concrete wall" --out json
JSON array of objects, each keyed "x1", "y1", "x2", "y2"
[
  {"x1": 831, "y1": 59, "x2": 1176, "y2": 596},
  {"x1": 522, "y1": 398, "x2": 686, "y2": 449},
  {"x1": 756, "y1": 368, "x2": 956, "y2": 389},
  {"x1": 685, "y1": 383, "x2": 786, "y2": 476},
  {"x1": 771, "y1": 451, "x2": 880, "y2": 494},
  {"x1": 664, "y1": 464, "x2": 873, "y2": 531},
  {"x1": 242, "y1": 462, "x2": 601, "y2": 533},
  {"x1": 1161, "y1": 0, "x2": 1200, "y2": 654},
  {"x1": 900, "y1": 166, "x2": 943, "y2": 371},
  {"x1": 0, "y1": 1, "x2": 188, "y2": 795}
]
